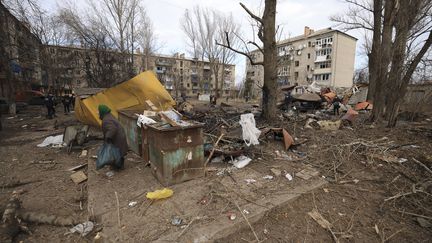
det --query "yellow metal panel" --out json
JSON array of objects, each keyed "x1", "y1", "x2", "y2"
[{"x1": 75, "y1": 71, "x2": 175, "y2": 127}]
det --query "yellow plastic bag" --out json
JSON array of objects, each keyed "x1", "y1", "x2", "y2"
[{"x1": 146, "y1": 188, "x2": 173, "y2": 200}]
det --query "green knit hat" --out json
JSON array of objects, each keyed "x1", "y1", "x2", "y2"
[{"x1": 98, "y1": 104, "x2": 111, "y2": 119}]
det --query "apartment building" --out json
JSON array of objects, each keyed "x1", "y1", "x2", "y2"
[
  {"x1": 43, "y1": 45, "x2": 236, "y2": 98},
  {"x1": 246, "y1": 26, "x2": 357, "y2": 98},
  {"x1": 0, "y1": 2, "x2": 42, "y2": 99},
  {"x1": 153, "y1": 53, "x2": 236, "y2": 98}
]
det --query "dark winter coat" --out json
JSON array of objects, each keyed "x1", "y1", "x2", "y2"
[{"x1": 102, "y1": 113, "x2": 128, "y2": 157}]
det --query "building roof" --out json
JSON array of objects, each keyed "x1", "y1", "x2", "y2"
[
  {"x1": 44, "y1": 44, "x2": 235, "y2": 67},
  {"x1": 278, "y1": 28, "x2": 358, "y2": 46},
  {"x1": 249, "y1": 27, "x2": 357, "y2": 54}
]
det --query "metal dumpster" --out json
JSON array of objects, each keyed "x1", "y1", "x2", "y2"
[
  {"x1": 146, "y1": 122, "x2": 204, "y2": 186},
  {"x1": 118, "y1": 110, "x2": 142, "y2": 156}
]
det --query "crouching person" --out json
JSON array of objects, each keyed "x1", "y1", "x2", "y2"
[{"x1": 98, "y1": 104, "x2": 128, "y2": 170}]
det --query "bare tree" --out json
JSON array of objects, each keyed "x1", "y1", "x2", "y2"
[
  {"x1": 181, "y1": 6, "x2": 239, "y2": 102},
  {"x1": 216, "y1": 0, "x2": 278, "y2": 120},
  {"x1": 333, "y1": 0, "x2": 432, "y2": 127},
  {"x1": 135, "y1": 6, "x2": 159, "y2": 72}
]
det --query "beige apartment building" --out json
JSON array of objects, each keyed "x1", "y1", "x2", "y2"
[
  {"x1": 43, "y1": 45, "x2": 236, "y2": 98},
  {"x1": 151, "y1": 53, "x2": 236, "y2": 98},
  {"x1": 246, "y1": 26, "x2": 357, "y2": 98}
]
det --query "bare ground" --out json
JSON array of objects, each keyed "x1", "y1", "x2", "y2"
[{"x1": 1, "y1": 103, "x2": 432, "y2": 242}]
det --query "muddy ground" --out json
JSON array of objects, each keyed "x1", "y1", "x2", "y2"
[{"x1": 1, "y1": 102, "x2": 432, "y2": 242}]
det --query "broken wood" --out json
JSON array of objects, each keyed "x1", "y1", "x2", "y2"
[
  {"x1": 159, "y1": 113, "x2": 178, "y2": 127},
  {"x1": 67, "y1": 164, "x2": 87, "y2": 171},
  {"x1": 204, "y1": 133, "x2": 225, "y2": 175},
  {"x1": 412, "y1": 158, "x2": 432, "y2": 175},
  {"x1": 1, "y1": 179, "x2": 41, "y2": 189},
  {"x1": 145, "y1": 100, "x2": 158, "y2": 111},
  {"x1": 308, "y1": 209, "x2": 339, "y2": 243}
]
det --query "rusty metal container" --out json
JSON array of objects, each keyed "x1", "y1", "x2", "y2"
[
  {"x1": 118, "y1": 110, "x2": 142, "y2": 156},
  {"x1": 146, "y1": 122, "x2": 204, "y2": 186}
]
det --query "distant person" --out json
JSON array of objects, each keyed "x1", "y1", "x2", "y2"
[
  {"x1": 62, "y1": 94, "x2": 72, "y2": 114},
  {"x1": 98, "y1": 104, "x2": 128, "y2": 170},
  {"x1": 284, "y1": 92, "x2": 293, "y2": 110},
  {"x1": 245, "y1": 95, "x2": 250, "y2": 102},
  {"x1": 44, "y1": 94, "x2": 55, "y2": 119},
  {"x1": 333, "y1": 97, "x2": 341, "y2": 116},
  {"x1": 71, "y1": 94, "x2": 76, "y2": 109}
]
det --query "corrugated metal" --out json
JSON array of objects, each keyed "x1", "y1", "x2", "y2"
[
  {"x1": 118, "y1": 110, "x2": 142, "y2": 155},
  {"x1": 147, "y1": 122, "x2": 205, "y2": 186}
]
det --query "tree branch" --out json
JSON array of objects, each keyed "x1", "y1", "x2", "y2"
[
  {"x1": 247, "y1": 41, "x2": 264, "y2": 54},
  {"x1": 403, "y1": 30, "x2": 432, "y2": 83},
  {"x1": 239, "y1": 2, "x2": 263, "y2": 24},
  {"x1": 216, "y1": 32, "x2": 263, "y2": 66}
]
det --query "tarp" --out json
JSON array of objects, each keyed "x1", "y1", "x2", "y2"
[
  {"x1": 323, "y1": 92, "x2": 336, "y2": 103},
  {"x1": 354, "y1": 101, "x2": 373, "y2": 111},
  {"x1": 75, "y1": 71, "x2": 175, "y2": 127}
]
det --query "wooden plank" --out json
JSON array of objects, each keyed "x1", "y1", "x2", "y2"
[
  {"x1": 145, "y1": 100, "x2": 158, "y2": 111},
  {"x1": 67, "y1": 164, "x2": 88, "y2": 171},
  {"x1": 159, "y1": 113, "x2": 179, "y2": 127}
]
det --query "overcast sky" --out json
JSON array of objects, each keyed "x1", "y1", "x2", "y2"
[{"x1": 41, "y1": 0, "x2": 366, "y2": 84}]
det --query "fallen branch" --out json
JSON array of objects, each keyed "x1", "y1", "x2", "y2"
[
  {"x1": 308, "y1": 209, "x2": 339, "y2": 243},
  {"x1": 395, "y1": 210, "x2": 432, "y2": 220},
  {"x1": 233, "y1": 199, "x2": 260, "y2": 243},
  {"x1": 204, "y1": 133, "x2": 224, "y2": 175},
  {"x1": 1, "y1": 179, "x2": 42, "y2": 188},
  {"x1": 412, "y1": 158, "x2": 432, "y2": 175}
]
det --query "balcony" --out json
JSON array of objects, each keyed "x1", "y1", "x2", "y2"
[{"x1": 156, "y1": 59, "x2": 174, "y2": 66}]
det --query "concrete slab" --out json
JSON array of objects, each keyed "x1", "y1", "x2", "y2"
[{"x1": 154, "y1": 177, "x2": 327, "y2": 243}]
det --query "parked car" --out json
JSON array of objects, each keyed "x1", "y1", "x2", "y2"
[
  {"x1": 0, "y1": 97, "x2": 28, "y2": 114},
  {"x1": 15, "y1": 90, "x2": 45, "y2": 105}
]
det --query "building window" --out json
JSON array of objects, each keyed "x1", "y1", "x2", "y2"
[
  {"x1": 180, "y1": 61, "x2": 183, "y2": 67},
  {"x1": 308, "y1": 41, "x2": 311, "y2": 47},
  {"x1": 294, "y1": 72, "x2": 299, "y2": 80},
  {"x1": 308, "y1": 53, "x2": 311, "y2": 59},
  {"x1": 315, "y1": 61, "x2": 332, "y2": 69},
  {"x1": 314, "y1": 73, "x2": 331, "y2": 81},
  {"x1": 278, "y1": 66, "x2": 289, "y2": 76},
  {"x1": 295, "y1": 61, "x2": 299, "y2": 67},
  {"x1": 316, "y1": 48, "x2": 332, "y2": 56},
  {"x1": 187, "y1": 83, "x2": 190, "y2": 88},
  {"x1": 307, "y1": 65, "x2": 310, "y2": 71}
]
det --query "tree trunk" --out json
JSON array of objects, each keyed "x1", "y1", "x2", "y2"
[
  {"x1": 371, "y1": 0, "x2": 396, "y2": 121},
  {"x1": 212, "y1": 62, "x2": 220, "y2": 103},
  {"x1": 367, "y1": 0, "x2": 383, "y2": 101},
  {"x1": 261, "y1": 0, "x2": 278, "y2": 120}
]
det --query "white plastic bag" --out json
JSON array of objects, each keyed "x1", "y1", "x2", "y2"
[
  {"x1": 37, "y1": 135, "x2": 64, "y2": 147},
  {"x1": 239, "y1": 113, "x2": 261, "y2": 146},
  {"x1": 233, "y1": 155, "x2": 252, "y2": 168},
  {"x1": 136, "y1": 114, "x2": 156, "y2": 127},
  {"x1": 70, "y1": 221, "x2": 94, "y2": 237}
]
